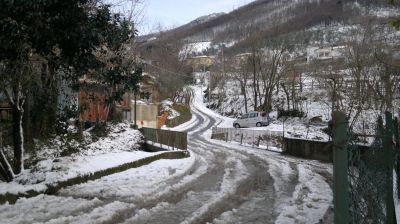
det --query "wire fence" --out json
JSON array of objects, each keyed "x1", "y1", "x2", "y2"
[{"x1": 333, "y1": 112, "x2": 399, "y2": 224}]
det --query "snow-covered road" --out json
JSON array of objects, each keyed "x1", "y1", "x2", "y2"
[{"x1": 0, "y1": 87, "x2": 333, "y2": 224}]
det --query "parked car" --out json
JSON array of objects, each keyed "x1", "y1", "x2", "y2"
[{"x1": 233, "y1": 111, "x2": 270, "y2": 128}]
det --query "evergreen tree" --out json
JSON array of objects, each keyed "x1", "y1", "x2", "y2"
[{"x1": 0, "y1": 0, "x2": 141, "y2": 181}]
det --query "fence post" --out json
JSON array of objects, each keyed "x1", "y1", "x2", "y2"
[
  {"x1": 384, "y1": 112, "x2": 395, "y2": 224},
  {"x1": 332, "y1": 111, "x2": 349, "y2": 224},
  {"x1": 252, "y1": 131, "x2": 255, "y2": 148}
]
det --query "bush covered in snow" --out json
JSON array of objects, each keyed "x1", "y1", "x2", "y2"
[{"x1": 29, "y1": 122, "x2": 144, "y2": 164}]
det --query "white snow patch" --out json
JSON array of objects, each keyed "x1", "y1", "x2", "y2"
[
  {"x1": 275, "y1": 164, "x2": 332, "y2": 224},
  {"x1": 0, "y1": 151, "x2": 164, "y2": 195},
  {"x1": 59, "y1": 155, "x2": 196, "y2": 199}
]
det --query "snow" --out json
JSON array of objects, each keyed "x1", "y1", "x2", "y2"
[
  {"x1": 0, "y1": 195, "x2": 135, "y2": 224},
  {"x1": 0, "y1": 122, "x2": 154, "y2": 195},
  {"x1": 165, "y1": 112, "x2": 198, "y2": 132},
  {"x1": 160, "y1": 100, "x2": 180, "y2": 120},
  {"x1": 200, "y1": 138, "x2": 333, "y2": 224},
  {"x1": 275, "y1": 164, "x2": 332, "y2": 224},
  {"x1": 180, "y1": 158, "x2": 249, "y2": 224},
  {"x1": 0, "y1": 151, "x2": 164, "y2": 195},
  {"x1": 185, "y1": 41, "x2": 212, "y2": 54},
  {"x1": 192, "y1": 86, "x2": 235, "y2": 129},
  {"x1": 84, "y1": 123, "x2": 144, "y2": 155},
  {"x1": 33, "y1": 122, "x2": 144, "y2": 160},
  {"x1": 188, "y1": 86, "x2": 334, "y2": 223},
  {"x1": 58, "y1": 155, "x2": 196, "y2": 200},
  {"x1": 0, "y1": 85, "x2": 334, "y2": 224},
  {"x1": 394, "y1": 170, "x2": 400, "y2": 223},
  {"x1": 0, "y1": 154, "x2": 198, "y2": 224}
]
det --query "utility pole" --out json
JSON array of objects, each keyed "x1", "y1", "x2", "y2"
[
  {"x1": 221, "y1": 44, "x2": 225, "y2": 78},
  {"x1": 133, "y1": 91, "x2": 138, "y2": 129},
  {"x1": 208, "y1": 72, "x2": 211, "y2": 102}
]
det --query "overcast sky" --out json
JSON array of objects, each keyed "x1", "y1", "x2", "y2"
[{"x1": 137, "y1": 0, "x2": 255, "y2": 34}]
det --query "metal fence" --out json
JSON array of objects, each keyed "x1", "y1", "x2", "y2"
[
  {"x1": 141, "y1": 127, "x2": 187, "y2": 150},
  {"x1": 333, "y1": 111, "x2": 399, "y2": 224},
  {"x1": 211, "y1": 127, "x2": 282, "y2": 149}
]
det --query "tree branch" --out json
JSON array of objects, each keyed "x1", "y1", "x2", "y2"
[{"x1": 0, "y1": 148, "x2": 15, "y2": 182}]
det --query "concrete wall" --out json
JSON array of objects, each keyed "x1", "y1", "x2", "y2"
[
  {"x1": 131, "y1": 103, "x2": 158, "y2": 128},
  {"x1": 282, "y1": 138, "x2": 333, "y2": 162}
]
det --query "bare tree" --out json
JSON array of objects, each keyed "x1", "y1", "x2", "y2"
[
  {"x1": 141, "y1": 31, "x2": 194, "y2": 103},
  {"x1": 230, "y1": 56, "x2": 250, "y2": 113},
  {"x1": 260, "y1": 41, "x2": 289, "y2": 112}
]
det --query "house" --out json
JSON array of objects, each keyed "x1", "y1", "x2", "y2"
[
  {"x1": 185, "y1": 55, "x2": 215, "y2": 71},
  {"x1": 234, "y1": 53, "x2": 252, "y2": 64},
  {"x1": 78, "y1": 75, "x2": 111, "y2": 123},
  {"x1": 114, "y1": 73, "x2": 160, "y2": 122},
  {"x1": 130, "y1": 72, "x2": 167, "y2": 129},
  {"x1": 307, "y1": 45, "x2": 346, "y2": 63},
  {"x1": 131, "y1": 101, "x2": 158, "y2": 128}
]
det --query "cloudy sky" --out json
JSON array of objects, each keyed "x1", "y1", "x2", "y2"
[{"x1": 138, "y1": 0, "x2": 255, "y2": 34}]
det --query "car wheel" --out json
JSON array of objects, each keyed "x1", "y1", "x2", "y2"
[
  {"x1": 256, "y1": 122, "x2": 262, "y2": 127},
  {"x1": 234, "y1": 124, "x2": 240, "y2": 128}
]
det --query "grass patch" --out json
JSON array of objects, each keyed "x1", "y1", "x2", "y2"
[{"x1": 166, "y1": 104, "x2": 192, "y2": 128}]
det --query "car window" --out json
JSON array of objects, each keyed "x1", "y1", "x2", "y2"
[
  {"x1": 241, "y1": 114, "x2": 249, "y2": 119},
  {"x1": 249, "y1": 113, "x2": 257, "y2": 118}
]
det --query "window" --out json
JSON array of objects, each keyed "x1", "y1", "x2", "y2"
[
  {"x1": 241, "y1": 114, "x2": 249, "y2": 119},
  {"x1": 249, "y1": 113, "x2": 257, "y2": 118}
]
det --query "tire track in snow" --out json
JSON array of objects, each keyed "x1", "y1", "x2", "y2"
[{"x1": 121, "y1": 154, "x2": 246, "y2": 224}]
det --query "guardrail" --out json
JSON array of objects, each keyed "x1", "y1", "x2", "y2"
[
  {"x1": 141, "y1": 127, "x2": 187, "y2": 151},
  {"x1": 211, "y1": 127, "x2": 282, "y2": 149}
]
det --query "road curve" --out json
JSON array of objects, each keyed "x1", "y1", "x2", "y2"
[{"x1": 0, "y1": 89, "x2": 333, "y2": 224}]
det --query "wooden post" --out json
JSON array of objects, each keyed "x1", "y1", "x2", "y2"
[{"x1": 332, "y1": 111, "x2": 349, "y2": 224}]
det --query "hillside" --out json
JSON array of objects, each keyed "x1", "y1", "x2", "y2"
[{"x1": 138, "y1": 0, "x2": 399, "y2": 54}]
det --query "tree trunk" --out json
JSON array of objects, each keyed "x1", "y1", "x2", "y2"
[
  {"x1": 252, "y1": 53, "x2": 258, "y2": 111},
  {"x1": 281, "y1": 83, "x2": 290, "y2": 111},
  {"x1": 12, "y1": 104, "x2": 24, "y2": 174},
  {"x1": 241, "y1": 86, "x2": 248, "y2": 113},
  {"x1": 257, "y1": 78, "x2": 262, "y2": 109},
  {"x1": 291, "y1": 79, "x2": 296, "y2": 110},
  {"x1": 253, "y1": 68, "x2": 258, "y2": 111}
]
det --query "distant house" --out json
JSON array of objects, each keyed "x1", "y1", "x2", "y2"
[
  {"x1": 307, "y1": 45, "x2": 346, "y2": 63},
  {"x1": 186, "y1": 55, "x2": 215, "y2": 71},
  {"x1": 131, "y1": 101, "x2": 159, "y2": 128},
  {"x1": 234, "y1": 53, "x2": 252, "y2": 64},
  {"x1": 130, "y1": 72, "x2": 167, "y2": 129}
]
